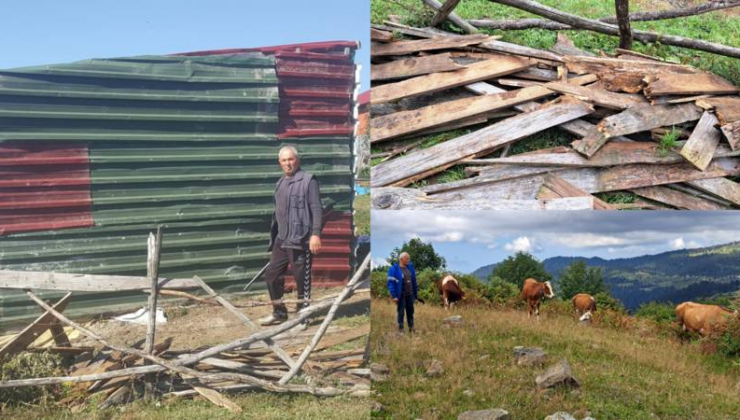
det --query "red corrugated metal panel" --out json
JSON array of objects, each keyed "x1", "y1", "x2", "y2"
[
  {"x1": 285, "y1": 211, "x2": 352, "y2": 288},
  {"x1": 174, "y1": 40, "x2": 359, "y2": 57},
  {"x1": 0, "y1": 143, "x2": 93, "y2": 236}
]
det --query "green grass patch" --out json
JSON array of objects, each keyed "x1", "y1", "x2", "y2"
[{"x1": 354, "y1": 194, "x2": 370, "y2": 236}]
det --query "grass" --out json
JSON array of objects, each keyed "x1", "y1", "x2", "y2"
[
  {"x1": 1, "y1": 393, "x2": 370, "y2": 420},
  {"x1": 354, "y1": 194, "x2": 370, "y2": 236},
  {"x1": 371, "y1": 0, "x2": 740, "y2": 186},
  {"x1": 371, "y1": 299, "x2": 740, "y2": 420},
  {"x1": 657, "y1": 126, "x2": 682, "y2": 157}
]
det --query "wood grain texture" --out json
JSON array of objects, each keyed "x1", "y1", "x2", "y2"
[
  {"x1": 479, "y1": 39, "x2": 564, "y2": 62},
  {"x1": 631, "y1": 185, "x2": 728, "y2": 210},
  {"x1": 371, "y1": 53, "x2": 463, "y2": 81},
  {"x1": 687, "y1": 177, "x2": 740, "y2": 206},
  {"x1": 697, "y1": 97, "x2": 740, "y2": 124},
  {"x1": 371, "y1": 28, "x2": 394, "y2": 42},
  {"x1": 422, "y1": 0, "x2": 478, "y2": 33},
  {"x1": 0, "y1": 293, "x2": 72, "y2": 359},
  {"x1": 680, "y1": 111, "x2": 721, "y2": 171},
  {"x1": 645, "y1": 73, "x2": 738, "y2": 96},
  {"x1": 544, "y1": 80, "x2": 645, "y2": 110},
  {"x1": 371, "y1": 34, "x2": 489, "y2": 57},
  {"x1": 720, "y1": 119, "x2": 740, "y2": 150},
  {"x1": 371, "y1": 55, "x2": 534, "y2": 104},
  {"x1": 537, "y1": 175, "x2": 614, "y2": 209},
  {"x1": 0, "y1": 270, "x2": 199, "y2": 291},
  {"x1": 431, "y1": 0, "x2": 463, "y2": 27}
]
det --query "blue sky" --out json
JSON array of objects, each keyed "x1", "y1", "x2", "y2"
[
  {"x1": 0, "y1": 0, "x2": 369, "y2": 90},
  {"x1": 372, "y1": 211, "x2": 740, "y2": 272}
]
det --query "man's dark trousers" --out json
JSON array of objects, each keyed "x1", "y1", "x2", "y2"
[
  {"x1": 397, "y1": 294, "x2": 414, "y2": 331},
  {"x1": 264, "y1": 238, "x2": 312, "y2": 313}
]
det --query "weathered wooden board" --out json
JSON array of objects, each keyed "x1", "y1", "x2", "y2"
[
  {"x1": 651, "y1": 94, "x2": 713, "y2": 106},
  {"x1": 631, "y1": 185, "x2": 728, "y2": 210},
  {"x1": 565, "y1": 55, "x2": 701, "y2": 93},
  {"x1": 371, "y1": 187, "x2": 594, "y2": 210},
  {"x1": 371, "y1": 97, "x2": 594, "y2": 187},
  {"x1": 0, "y1": 270, "x2": 199, "y2": 291},
  {"x1": 513, "y1": 67, "x2": 560, "y2": 81},
  {"x1": 0, "y1": 293, "x2": 72, "y2": 359},
  {"x1": 372, "y1": 55, "x2": 535, "y2": 104},
  {"x1": 687, "y1": 177, "x2": 740, "y2": 206},
  {"x1": 371, "y1": 28, "x2": 394, "y2": 43},
  {"x1": 573, "y1": 103, "x2": 702, "y2": 158},
  {"x1": 537, "y1": 175, "x2": 614, "y2": 210},
  {"x1": 371, "y1": 74, "x2": 596, "y2": 142},
  {"x1": 720, "y1": 119, "x2": 740, "y2": 151},
  {"x1": 371, "y1": 52, "x2": 464, "y2": 81},
  {"x1": 680, "y1": 111, "x2": 721, "y2": 171},
  {"x1": 371, "y1": 34, "x2": 491, "y2": 57},
  {"x1": 422, "y1": 166, "x2": 565, "y2": 195},
  {"x1": 696, "y1": 97, "x2": 740, "y2": 124},
  {"x1": 479, "y1": 39, "x2": 564, "y2": 62},
  {"x1": 645, "y1": 73, "x2": 738, "y2": 96},
  {"x1": 544, "y1": 80, "x2": 645, "y2": 110}
]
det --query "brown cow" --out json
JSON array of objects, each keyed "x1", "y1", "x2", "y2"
[
  {"x1": 521, "y1": 278, "x2": 554, "y2": 319},
  {"x1": 675, "y1": 302, "x2": 738, "y2": 336},
  {"x1": 437, "y1": 274, "x2": 465, "y2": 310},
  {"x1": 572, "y1": 293, "x2": 597, "y2": 321}
]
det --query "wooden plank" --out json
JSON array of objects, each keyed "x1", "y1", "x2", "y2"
[
  {"x1": 537, "y1": 175, "x2": 614, "y2": 210},
  {"x1": 479, "y1": 39, "x2": 564, "y2": 62},
  {"x1": 687, "y1": 177, "x2": 740, "y2": 206},
  {"x1": 680, "y1": 112, "x2": 721, "y2": 171},
  {"x1": 697, "y1": 97, "x2": 740, "y2": 124},
  {"x1": 630, "y1": 186, "x2": 728, "y2": 210},
  {"x1": 645, "y1": 73, "x2": 738, "y2": 97},
  {"x1": 371, "y1": 55, "x2": 535, "y2": 104},
  {"x1": 371, "y1": 74, "x2": 596, "y2": 142},
  {"x1": 49, "y1": 322, "x2": 71, "y2": 348},
  {"x1": 371, "y1": 96, "x2": 594, "y2": 187},
  {"x1": 371, "y1": 187, "x2": 594, "y2": 210},
  {"x1": 0, "y1": 270, "x2": 199, "y2": 291},
  {"x1": 431, "y1": 0, "x2": 463, "y2": 27},
  {"x1": 595, "y1": 158, "x2": 740, "y2": 192},
  {"x1": 573, "y1": 103, "x2": 702, "y2": 158},
  {"x1": 422, "y1": 0, "x2": 478, "y2": 33},
  {"x1": 371, "y1": 28, "x2": 393, "y2": 42},
  {"x1": 371, "y1": 52, "x2": 463, "y2": 81},
  {"x1": 514, "y1": 67, "x2": 560, "y2": 81},
  {"x1": 0, "y1": 293, "x2": 72, "y2": 359},
  {"x1": 720, "y1": 119, "x2": 740, "y2": 151},
  {"x1": 371, "y1": 34, "x2": 490, "y2": 57},
  {"x1": 183, "y1": 376, "x2": 243, "y2": 413},
  {"x1": 544, "y1": 80, "x2": 646, "y2": 110},
  {"x1": 651, "y1": 94, "x2": 713, "y2": 106}
]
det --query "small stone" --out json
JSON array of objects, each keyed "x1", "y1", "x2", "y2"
[
  {"x1": 536, "y1": 359, "x2": 580, "y2": 390},
  {"x1": 371, "y1": 363, "x2": 390, "y2": 375},
  {"x1": 479, "y1": 354, "x2": 490, "y2": 361},
  {"x1": 426, "y1": 359, "x2": 444, "y2": 377},
  {"x1": 458, "y1": 408, "x2": 510, "y2": 420},
  {"x1": 513, "y1": 346, "x2": 548, "y2": 367},
  {"x1": 371, "y1": 401, "x2": 385, "y2": 412},
  {"x1": 463, "y1": 389, "x2": 475, "y2": 397},
  {"x1": 444, "y1": 315, "x2": 464, "y2": 325},
  {"x1": 544, "y1": 412, "x2": 577, "y2": 420}
]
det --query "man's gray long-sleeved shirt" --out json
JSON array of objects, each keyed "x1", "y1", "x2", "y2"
[{"x1": 275, "y1": 173, "x2": 322, "y2": 243}]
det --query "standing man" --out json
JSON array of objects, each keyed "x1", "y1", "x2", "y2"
[
  {"x1": 387, "y1": 252, "x2": 418, "y2": 333},
  {"x1": 259, "y1": 145, "x2": 322, "y2": 328}
]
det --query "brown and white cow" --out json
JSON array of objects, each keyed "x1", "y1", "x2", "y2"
[
  {"x1": 675, "y1": 301, "x2": 738, "y2": 336},
  {"x1": 437, "y1": 274, "x2": 465, "y2": 310},
  {"x1": 521, "y1": 278, "x2": 554, "y2": 319},
  {"x1": 572, "y1": 293, "x2": 597, "y2": 321}
]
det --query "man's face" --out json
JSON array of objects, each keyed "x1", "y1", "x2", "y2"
[
  {"x1": 400, "y1": 254, "x2": 410, "y2": 266},
  {"x1": 279, "y1": 150, "x2": 299, "y2": 177}
]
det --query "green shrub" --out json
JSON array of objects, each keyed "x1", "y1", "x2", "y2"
[
  {"x1": 371, "y1": 271, "x2": 389, "y2": 299},
  {"x1": 635, "y1": 302, "x2": 676, "y2": 325},
  {"x1": 594, "y1": 292, "x2": 627, "y2": 314},
  {"x1": 485, "y1": 276, "x2": 521, "y2": 308},
  {"x1": 0, "y1": 352, "x2": 67, "y2": 407},
  {"x1": 716, "y1": 316, "x2": 740, "y2": 358}
]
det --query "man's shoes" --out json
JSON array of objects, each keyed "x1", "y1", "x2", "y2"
[{"x1": 259, "y1": 312, "x2": 288, "y2": 326}]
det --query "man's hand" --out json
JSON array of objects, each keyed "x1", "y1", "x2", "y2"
[{"x1": 309, "y1": 235, "x2": 322, "y2": 254}]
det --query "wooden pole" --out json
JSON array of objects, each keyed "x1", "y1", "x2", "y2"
[
  {"x1": 615, "y1": 0, "x2": 633, "y2": 49},
  {"x1": 431, "y1": 0, "x2": 464, "y2": 27},
  {"x1": 144, "y1": 226, "x2": 163, "y2": 397},
  {"x1": 422, "y1": 0, "x2": 478, "y2": 33}
]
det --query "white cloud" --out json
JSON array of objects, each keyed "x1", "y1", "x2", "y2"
[
  {"x1": 671, "y1": 237, "x2": 686, "y2": 249},
  {"x1": 371, "y1": 257, "x2": 390, "y2": 269},
  {"x1": 552, "y1": 233, "x2": 626, "y2": 248},
  {"x1": 505, "y1": 236, "x2": 533, "y2": 253}
]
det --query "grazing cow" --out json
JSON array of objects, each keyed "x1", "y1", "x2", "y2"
[
  {"x1": 675, "y1": 302, "x2": 738, "y2": 336},
  {"x1": 572, "y1": 293, "x2": 597, "y2": 321},
  {"x1": 437, "y1": 274, "x2": 465, "y2": 310},
  {"x1": 521, "y1": 278, "x2": 554, "y2": 319}
]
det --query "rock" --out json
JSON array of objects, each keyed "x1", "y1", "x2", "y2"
[
  {"x1": 444, "y1": 315, "x2": 464, "y2": 325},
  {"x1": 544, "y1": 413, "x2": 577, "y2": 420},
  {"x1": 371, "y1": 363, "x2": 390, "y2": 375},
  {"x1": 371, "y1": 401, "x2": 385, "y2": 412},
  {"x1": 463, "y1": 389, "x2": 475, "y2": 397},
  {"x1": 536, "y1": 359, "x2": 580, "y2": 390},
  {"x1": 458, "y1": 408, "x2": 510, "y2": 420},
  {"x1": 479, "y1": 354, "x2": 490, "y2": 361},
  {"x1": 426, "y1": 359, "x2": 444, "y2": 377},
  {"x1": 513, "y1": 346, "x2": 548, "y2": 367}
]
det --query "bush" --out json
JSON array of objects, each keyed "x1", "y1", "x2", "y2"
[
  {"x1": 635, "y1": 302, "x2": 676, "y2": 325},
  {"x1": 371, "y1": 271, "x2": 389, "y2": 299},
  {"x1": 416, "y1": 268, "x2": 442, "y2": 305},
  {"x1": 0, "y1": 352, "x2": 67, "y2": 407},
  {"x1": 716, "y1": 316, "x2": 740, "y2": 358},
  {"x1": 594, "y1": 292, "x2": 627, "y2": 314},
  {"x1": 485, "y1": 276, "x2": 521, "y2": 308}
]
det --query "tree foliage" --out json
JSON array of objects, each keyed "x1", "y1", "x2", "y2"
[
  {"x1": 490, "y1": 252, "x2": 551, "y2": 289},
  {"x1": 388, "y1": 238, "x2": 446, "y2": 272},
  {"x1": 558, "y1": 260, "x2": 607, "y2": 300}
]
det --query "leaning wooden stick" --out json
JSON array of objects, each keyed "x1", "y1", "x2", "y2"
[
  {"x1": 279, "y1": 255, "x2": 370, "y2": 384},
  {"x1": 144, "y1": 227, "x2": 163, "y2": 396}
]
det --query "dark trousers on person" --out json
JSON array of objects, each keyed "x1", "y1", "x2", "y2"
[
  {"x1": 264, "y1": 238, "x2": 312, "y2": 316},
  {"x1": 397, "y1": 294, "x2": 415, "y2": 332}
]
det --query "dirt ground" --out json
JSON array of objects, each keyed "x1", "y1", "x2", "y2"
[{"x1": 75, "y1": 286, "x2": 369, "y2": 351}]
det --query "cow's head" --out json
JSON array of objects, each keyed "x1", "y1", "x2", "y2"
[
  {"x1": 543, "y1": 281, "x2": 555, "y2": 299},
  {"x1": 579, "y1": 311, "x2": 592, "y2": 322}
]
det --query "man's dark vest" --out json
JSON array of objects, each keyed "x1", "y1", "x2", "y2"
[{"x1": 269, "y1": 170, "x2": 314, "y2": 250}]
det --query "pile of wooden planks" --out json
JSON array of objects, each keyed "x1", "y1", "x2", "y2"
[{"x1": 370, "y1": 25, "x2": 740, "y2": 210}]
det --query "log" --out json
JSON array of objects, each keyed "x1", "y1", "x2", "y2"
[
  {"x1": 630, "y1": 185, "x2": 729, "y2": 210},
  {"x1": 371, "y1": 74, "x2": 596, "y2": 142},
  {"x1": 680, "y1": 112, "x2": 722, "y2": 171},
  {"x1": 144, "y1": 228, "x2": 162, "y2": 356},
  {"x1": 371, "y1": 96, "x2": 594, "y2": 187},
  {"x1": 0, "y1": 270, "x2": 199, "y2": 291},
  {"x1": 0, "y1": 293, "x2": 72, "y2": 359},
  {"x1": 721, "y1": 119, "x2": 740, "y2": 151},
  {"x1": 371, "y1": 55, "x2": 535, "y2": 104},
  {"x1": 645, "y1": 73, "x2": 738, "y2": 96},
  {"x1": 573, "y1": 103, "x2": 702, "y2": 158},
  {"x1": 371, "y1": 28, "x2": 394, "y2": 42},
  {"x1": 422, "y1": 0, "x2": 478, "y2": 33},
  {"x1": 431, "y1": 0, "x2": 464, "y2": 27},
  {"x1": 487, "y1": 0, "x2": 740, "y2": 59},
  {"x1": 370, "y1": 34, "x2": 490, "y2": 57},
  {"x1": 371, "y1": 52, "x2": 463, "y2": 81},
  {"x1": 615, "y1": 0, "x2": 632, "y2": 50}
]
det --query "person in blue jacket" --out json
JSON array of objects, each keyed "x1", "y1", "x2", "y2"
[{"x1": 387, "y1": 252, "x2": 418, "y2": 333}]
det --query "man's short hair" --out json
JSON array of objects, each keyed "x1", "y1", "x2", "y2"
[
  {"x1": 278, "y1": 145, "x2": 300, "y2": 159},
  {"x1": 399, "y1": 252, "x2": 410, "y2": 260}
]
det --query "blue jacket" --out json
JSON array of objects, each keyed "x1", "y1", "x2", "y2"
[{"x1": 387, "y1": 263, "x2": 418, "y2": 300}]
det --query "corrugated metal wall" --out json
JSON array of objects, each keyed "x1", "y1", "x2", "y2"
[{"x1": 0, "y1": 43, "x2": 358, "y2": 331}]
